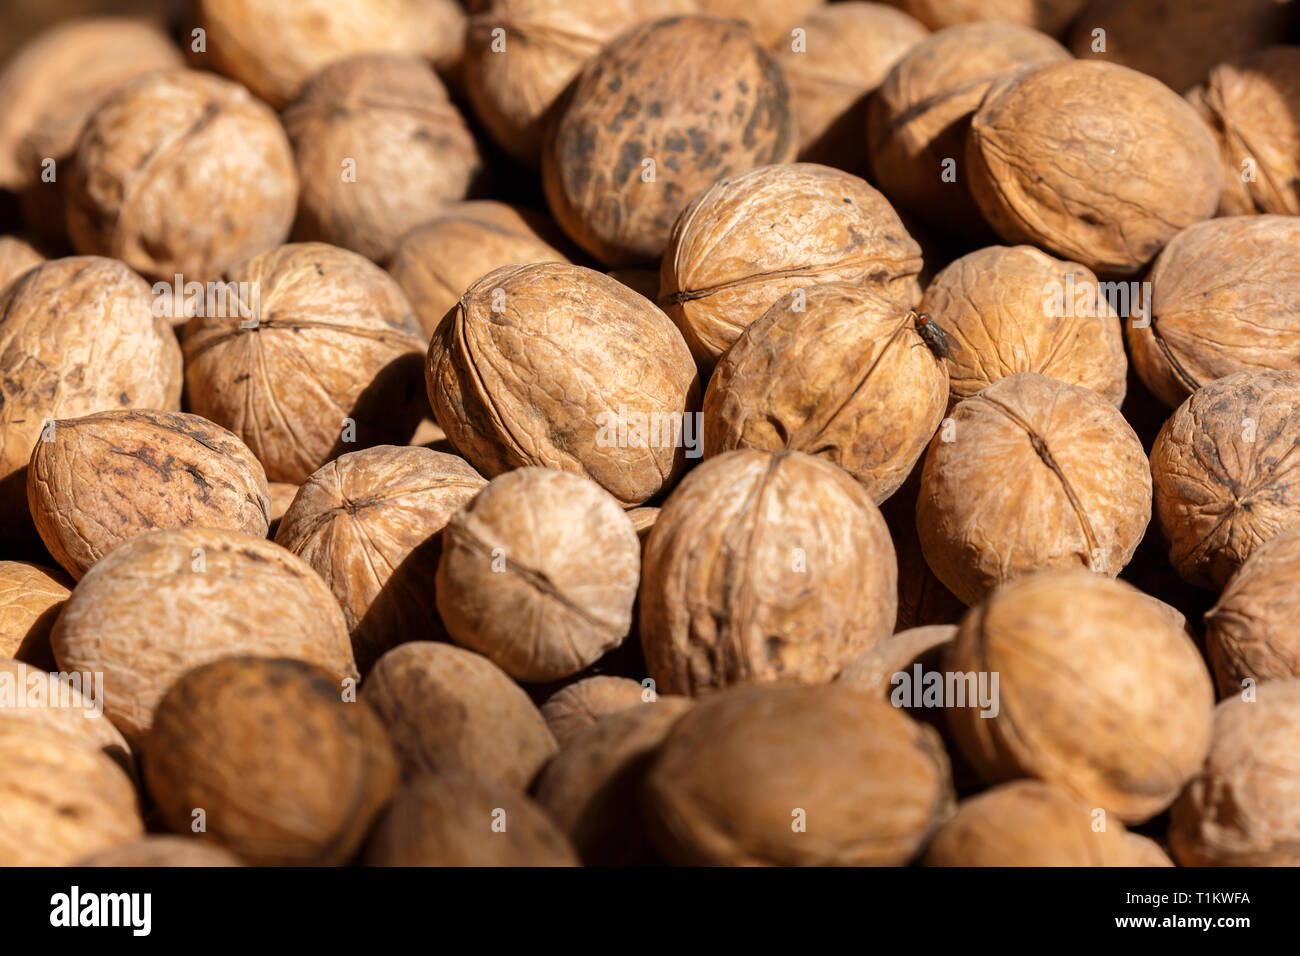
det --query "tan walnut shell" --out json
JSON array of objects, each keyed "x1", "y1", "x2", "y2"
[
  {"x1": 0, "y1": 561, "x2": 71, "y2": 667},
  {"x1": 1127, "y1": 216, "x2": 1300, "y2": 409},
  {"x1": 916, "y1": 372, "x2": 1151, "y2": 606},
  {"x1": 697, "y1": 0, "x2": 825, "y2": 46},
  {"x1": 78, "y1": 837, "x2": 245, "y2": 867},
  {"x1": 361, "y1": 641, "x2": 558, "y2": 789},
  {"x1": 881, "y1": 464, "x2": 967, "y2": 631},
  {"x1": 66, "y1": 70, "x2": 298, "y2": 283},
  {"x1": 703, "y1": 282, "x2": 948, "y2": 503},
  {"x1": 541, "y1": 675, "x2": 650, "y2": 745},
  {"x1": 0, "y1": 237, "x2": 42, "y2": 296},
  {"x1": 144, "y1": 657, "x2": 398, "y2": 867},
  {"x1": 640, "y1": 449, "x2": 898, "y2": 695},
  {"x1": 0, "y1": 660, "x2": 133, "y2": 775},
  {"x1": 1169, "y1": 678, "x2": 1300, "y2": 866},
  {"x1": 437, "y1": 468, "x2": 640, "y2": 682},
  {"x1": 283, "y1": 55, "x2": 481, "y2": 264},
  {"x1": 836, "y1": 624, "x2": 958, "y2": 695},
  {"x1": 183, "y1": 242, "x2": 428, "y2": 484},
  {"x1": 643, "y1": 683, "x2": 952, "y2": 865},
  {"x1": 945, "y1": 570, "x2": 1215, "y2": 822},
  {"x1": 426, "y1": 261, "x2": 701, "y2": 507},
  {"x1": 888, "y1": 0, "x2": 1085, "y2": 34},
  {"x1": 50, "y1": 527, "x2": 358, "y2": 745},
  {"x1": 275, "y1": 445, "x2": 486, "y2": 674},
  {"x1": 660, "y1": 163, "x2": 923, "y2": 371},
  {"x1": 919, "y1": 245, "x2": 1127, "y2": 407},
  {"x1": 541, "y1": 15, "x2": 796, "y2": 267}
]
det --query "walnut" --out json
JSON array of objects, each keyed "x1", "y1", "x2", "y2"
[
  {"x1": 0, "y1": 659, "x2": 132, "y2": 775},
  {"x1": 78, "y1": 837, "x2": 245, "y2": 867},
  {"x1": 266, "y1": 482, "x2": 300, "y2": 539},
  {"x1": 888, "y1": 0, "x2": 1085, "y2": 34},
  {"x1": 836, "y1": 624, "x2": 958, "y2": 694},
  {"x1": 698, "y1": 0, "x2": 826, "y2": 46},
  {"x1": 0, "y1": 237, "x2": 42, "y2": 296},
  {"x1": 880, "y1": 464, "x2": 967, "y2": 631},
  {"x1": 540, "y1": 676, "x2": 650, "y2": 744},
  {"x1": 0, "y1": 561, "x2": 71, "y2": 668}
]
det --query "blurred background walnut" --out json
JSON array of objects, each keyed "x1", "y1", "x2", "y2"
[
  {"x1": 0, "y1": 562, "x2": 70, "y2": 668},
  {"x1": 883, "y1": 0, "x2": 1085, "y2": 35},
  {"x1": 540, "y1": 676, "x2": 649, "y2": 745}
]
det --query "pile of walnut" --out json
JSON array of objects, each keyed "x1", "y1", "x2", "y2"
[{"x1": 3, "y1": 0, "x2": 1300, "y2": 868}]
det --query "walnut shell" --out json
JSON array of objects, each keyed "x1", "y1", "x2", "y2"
[
  {"x1": 276, "y1": 445, "x2": 485, "y2": 673},
  {"x1": 698, "y1": 0, "x2": 826, "y2": 46},
  {"x1": 541, "y1": 15, "x2": 796, "y2": 267},
  {"x1": 28, "y1": 409, "x2": 270, "y2": 580},
  {"x1": 919, "y1": 245, "x2": 1127, "y2": 407},
  {"x1": 183, "y1": 242, "x2": 427, "y2": 484},
  {"x1": 0, "y1": 237, "x2": 42, "y2": 296},
  {"x1": 144, "y1": 657, "x2": 397, "y2": 866},
  {"x1": 945, "y1": 570, "x2": 1215, "y2": 822},
  {"x1": 966, "y1": 60, "x2": 1221, "y2": 277},
  {"x1": 0, "y1": 561, "x2": 71, "y2": 667},
  {"x1": 916, "y1": 372, "x2": 1151, "y2": 606},
  {"x1": 0, "y1": 720, "x2": 143, "y2": 866},
  {"x1": 887, "y1": 0, "x2": 1084, "y2": 33},
  {"x1": 640, "y1": 449, "x2": 898, "y2": 694},
  {"x1": 266, "y1": 481, "x2": 300, "y2": 539},
  {"x1": 881, "y1": 463, "x2": 967, "y2": 630},
  {"x1": 866, "y1": 22, "x2": 1070, "y2": 241},
  {"x1": 643, "y1": 683, "x2": 952, "y2": 865},
  {"x1": 1205, "y1": 528, "x2": 1300, "y2": 698},
  {"x1": 661, "y1": 163, "x2": 923, "y2": 371},
  {"x1": 541, "y1": 675, "x2": 650, "y2": 744},
  {"x1": 362, "y1": 641, "x2": 558, "y2": 789},
  {"x1": 66, "y1": 70, "x2": 297, "y2": 283},
  {"x1": 0, "y1": 659, "x2": 133, "y2": 774},
  {"x1": 50, "y1": 527, "x2": 358, "y2": 745},
  {"x1": 365, "y1": 770, "x2": 579, "y2": 866},
  {"x1": 1127, "y1": 216, "x2": 1300, "y2": 409},
  {"x1": 922, "y1": 780, "x2": 1173, "y2": 866},
  {"x1": 703, "y1": 282, "x2": 947, "y2": 502},
  {"x1": 426, "y1": 261, "x2": 701, "y2": 506},
  {"x1": 283, "y1": 55, "x2": 480, "y2": 264},
  {"x1": 78, "y1": 836, "x2": 245, "y2": 867},
  {"x1": 627, "y1": 506, "x2": 660, "y2": 543},
  {"x1": 1169, "y1": 678, "x2": 1300, "y2": 866},
  {"x1": 836, "y1": 624, "x2": 958, "y2": 694}
]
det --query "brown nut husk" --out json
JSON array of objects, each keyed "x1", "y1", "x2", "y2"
[
  {"x1": 0, "y1": 720, "x2": 143, "y2": 867},
  {"x1": 426, "y1": 261, "x2": 701, "y2": 506},
  {"x1": 1127, "y1": 216, "x2": 1300, "y2": 409},
  {"x1": 28, "y1": 409, "x2": 271, "y2": 581},
  {"x1": 919, "y1": 245, "x2": 1127, "y2": 407},
  {"x1": 945, "y1": 570, "x2": 1215, "y2": 822},
  {"x1": 78, "y1": 837, "x2": 245, "y2": 867},
  {"x1": 144, "y1": 657, "x2": 398, "y2": 867},
  {"x1": 703, "y1": 282, "x2": 947, "y2": 502},
  {"x1": 365, "y1": 771, "x2": 578, "y2": 866},
  {"x1": 51, "y1": 527, "x2": 357, "y2": 745},
  {"x1": 836, "y1": 624, "x2": 958, "y2": 694},
  {"x1": 536, "y1": 697, "x2": 694, "y2": 864},
  {"x1": 0, "y1": 561, "x2": 71, "y2": 667},
  {"x1": 640, "y1": 449, "x2": 898, "y2": 694},
  {"x1": 886, "y1": 0, "x2": 1085, "y2": 34},
  {"x1": 922, "y1": 780, "x2": 1173, "y2": 866},
  {"x1": 283, "y1": 55, "x2": 480, "y2": 263},
  {"x1": 66, "y1": 70, "x2": 298, "y2": 283},
  {"x1": 362, "y1": 641, "x2": 558, "y2": 789},
  {"x1": 916, "y1": 372, "x2": 1151, "y2": 606},
  {"x1": 541, "y1": 676, "x2": 650, "y2": 745},
  {"x1": 698, "y1": 0, "x2": 825, "y2": 46},
  {"x1": 966, "y1": 60, "x2": 1222, "y2": 277},
  {"x1": 0, "y1": 660, "x2": 132, "y2": 774},
  {"x1": 275, "y1": 445, "x2": 486, "y2": 673},
  {"x1": 1205, "y1": 528, "x2": 1300, "y2": 698},
  {"x1": 437, "y1": 468, "x2": 640, "y2": 682},
  {"x1": 183, "y1": 242, "x2": 427, "y2": 484},
  {"x1": 1151, "y1": 371, "x2": 1300, "y2": 592},
  {"x1": 541, "y1": 15, "x2": 796, "y2": 267},
  {"x1": 866, "y1": 23, "x2": 1070, "y2": 241},
  {"x1": 1188, "y1": 47, "x2": 1300, "y2": 217},
  {"x1": 0, "y1": 237, "x2": 42, "y2": 295},
  {"x1": 643, "y1": 682, "x2": 952, "y2": 865},
  {"x1": 1168, "y1": 678, "x2": 1300, "y2": 866}
]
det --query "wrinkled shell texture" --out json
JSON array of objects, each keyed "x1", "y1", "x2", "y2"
[
  {"x1": 0, "y1": 659, "x2": 133, "y2": 772},
  {"x1": 923, "y1": 780, "x2": 1172, "y2": 867},
  {"x1": 1169, "y1": 679, "x2": 1300, "y2": 866},
  {"x1": 917, "y1": 373, "x2": 1151, "y2": 606},
  {"x1": 967, "y1": 60, "x2": 1222, "y2": 277},
  {"x1": 889, "y1": 0, "x2": 1084, "y2": 33},
  {"x1": 946, "y1": 571, "x2": 1214, "y2": 822},
  {"x1": 640, "y1": 450, "x2": 898, "y2": 694},
  {"x1": 284, "y1": 55, "x2": 480, "y2": 263},
  {"x1": 881, "y1": 466, "x2": 967, "y2": 630},
  {"x1": 919, "y1": 245, "x2": 1127, "y2": 406},
  {"x1": 698, "y1": 0, "x2": 825, "y2": 46},
  {"x1": 66, "y1": 70, "x2": 297, "y2": 282},
  {"x1": 703, "y1": 282, "x2": 947, "y2": 502},
  {"x1": 867, "y1": 23, "x2": 1070, "y2": 238},
  {"x1": 362, "y1": 642, "x2": 558, "y2": 789},
  {"x1": 1188, "y1": 47, "x2": 1300, "y2": 217},
  {"x1": 644, "y1": 683, "x2": 951, "y2": 865},
  {"x1": 1206, "y1": 528, "x2": 1300, "y2": 698},
  {"x1": 366, "y1": 771, "x2": 578, "y2": 866},
  {"x1": 1128, "y1": 216, "x2": 1300, "y2": 409},
  {"x1": 836, "y1": 624, "x2": 958, "y2": 694},
  {"x1": 661, "y1": 163, "x2": 923, "y2": 370},
  {"x1": 0, "y1": 561, "x2": 71, "y2": 665},
  {"x1": 426, "y1": 262, "x2": 701, "y2": 506},
  {"x1": 0, "y1": 236, "x2": 43, "y2": 294},
  {"x1": 144, "y1": 657, "x2": 398, "y2": 866},
  {"x1": 51, "y1": 528, "x2": 357, "y2": 745},
  {"x1": 541, "y1": 16, "x2": 796, "y2": 267},
  {"x1": 276, "y1": 445, "x2": 486, "y2": 673},
  {"x1": 541, "y1": 675, "x2": 649, "y2": 745},
  {"x1": 437, "y1": 468, "x2": 640, "y2": 681},
  {"x1": 78, "y1": 837, "x2": 245, "y2": 867},
  {"x1": 1151, "y1": 371, "x2": 1300, "y2": 592},
  {"x1": 183, "y1": 242, "x2": 427, "y2": 484},
  {"x1": 29, "y1": 409, "x2": 270, "y2": 580}
]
